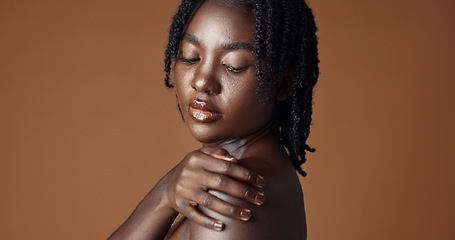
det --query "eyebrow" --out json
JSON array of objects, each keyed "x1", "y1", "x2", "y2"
[
  {"x1": 221, "y1": 42, "x2": 253, "y2": 51},
  {"x1": 182, "y1": 33, "x2": 200, "y2": 45},
  {"x1": 182, "y1": 33, "x2": 253, "y2": 51}
]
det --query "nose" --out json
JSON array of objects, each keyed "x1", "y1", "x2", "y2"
[{"x1": 191, "y1": 63, "x2": 221, "y2": 94}]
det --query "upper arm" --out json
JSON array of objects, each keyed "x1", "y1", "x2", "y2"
[
  {"x1": 190, "y1": 190, "x2": 280, "y2": 239},
  {"x1": 189, "y1": 180, "x2": 306, "y2": 239}
]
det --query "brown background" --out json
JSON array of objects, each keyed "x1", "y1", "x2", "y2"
[{"x1": 1, "y1": 0, "x2": 454, "y2": 239}]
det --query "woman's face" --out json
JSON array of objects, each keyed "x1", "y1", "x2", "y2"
[{"x1": 174, "y1": 0, "x2": 278, "y2": 144}]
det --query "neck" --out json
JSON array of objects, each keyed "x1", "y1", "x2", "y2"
[{"x1": 203, "y1": 121, "x2": 280, "y2": 158}]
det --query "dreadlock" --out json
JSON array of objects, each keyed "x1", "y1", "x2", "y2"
[{"x1": 163, "y1": 0, "x2": 319, "y2": 177}]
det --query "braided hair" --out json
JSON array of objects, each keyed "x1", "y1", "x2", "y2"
[{"x1": 164, "y1": 0, "x2": 319, "y2": 176}]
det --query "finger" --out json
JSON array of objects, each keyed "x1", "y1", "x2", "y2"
[
  {"x1": 200, "y1": 147, "x2": 238, "y2": 163},
  {"x1": 193, "y1": 190, "x2": 254, "y2": 221},
  {"x1": 182, "y1": 201, "x2": 225, "y2": 231},
  {"x1": 214, "y1": 154, "x2": 237, "y2": 163},
  {"x1": 201, "y1": 156, "x2": 266, "y2": 188},
  {"x1": 176, "y1": 170, "x2": 264, "y2": 208},
  {"x1": 201, "y1": 172, "x2": 266, "y2": 206}
]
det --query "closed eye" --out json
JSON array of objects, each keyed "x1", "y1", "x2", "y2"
[
  {"x1": 179, "y1": 57, "x2": 200, "y2": 64},
  {"x1": 225, "y1": 65, "x2": 249, "y2": 73}
]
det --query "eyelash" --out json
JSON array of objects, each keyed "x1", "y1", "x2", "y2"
[
  {"x1": 179, "y1": 57, "x2": 200, "y2": 64},
  {"x1": 224, "y1": 65, "x2": 249, "y2": 73},
  {"x1": 179, "y1": 57, "x2": 248, "y2": 73}
]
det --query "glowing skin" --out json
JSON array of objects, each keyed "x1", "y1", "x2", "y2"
[
  {"x1": 168, "y1": 1, "x2": 307, "y2": 239},
  {"x1": 108, "y1": 1, "x2": 307, "y2": 239},
  {"x1": 174, "y1": 1, "x2": 279, "y2": 147}
]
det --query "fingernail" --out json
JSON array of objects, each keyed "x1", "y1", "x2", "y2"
[
  {"x1": 255, "y1": 193, "x2": 266, "y2": 205},
  {"x1": 256, "y1": 176, "x2": 266, "y2": 187},
  {"x1": 226, "y1": 154, "x2": 236, "y2": 160},
  {"x1": 240, "y1": 209, "x2": 252, "y2": 221},
  {"x1": 214, "y1": 222, "x2": 224, "y2": 230}
]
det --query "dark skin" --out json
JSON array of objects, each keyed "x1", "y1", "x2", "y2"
[{"x1": 109, "y1": 1, "x2": 306, "y2": 239}]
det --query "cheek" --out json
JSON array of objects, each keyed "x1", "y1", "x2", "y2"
[
  {"x1": 174, "y1": 61, "x2": 197, "y2": 83},
  {"x1": 173, "y1": 63, "x2": 185, "y2": 87},
  {"x1": 231, "y1": 84, "x2": 277, "y2": 121},
  {"x1": 173, "y1": 64, "x2": 193, "y2": 97},
  {"x1": 173, "y1": 65, "x2": 189, "y2": 115},
  {"x1": 221, "y1": 70, "x2": 258, "y2": 95}
]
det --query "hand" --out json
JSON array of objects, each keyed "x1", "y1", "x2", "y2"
[{"x1": 162, "y1": 147, "x2": 266, "y2": 231}]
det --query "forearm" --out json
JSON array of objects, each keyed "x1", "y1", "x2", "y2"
[
  {"x1": 108, "y1": 176, "x2": 178, "y2": 240},
  {"x1": 108, "y1": 147, "x2": 267, "y2": 239}
]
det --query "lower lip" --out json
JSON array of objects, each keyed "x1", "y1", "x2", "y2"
[{"x1": 188, "y1": 107, "x2": 222, "y2": 123}]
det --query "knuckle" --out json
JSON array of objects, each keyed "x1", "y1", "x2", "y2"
[
  {"x1": 227, "y1": 206, "x2": 236, "y2": 216},
  {"x1": 219, "y1": 161, "x2": 231, "y2": 173},
  {"x1": 202, "y1": 195, "x2": 213, "y2": 207},
  {"x1": 179, "y1": 169, "x2": 189, "y2": 179},
  {"x1": 187, "y1": 152, "x2": 203, "y2": 165},
  {"x1": 172, "y1": 183, "x2": 179, "y2": 192},
  {"x1": 244, "y1": 171, "x2": 253, "y2": 182},
  {"x1": 243, "y1": 188, "x2": 252, "y2": 199},
  {"x1": 187, "y1": 155, "x2": 198, "y2": 165},
  {"x1": 174, "y1": 183, "x2": 185, "y2": 193},
  {"x1": 187, "y1": 209, "x2": 196, "y2": 220},
  {"x1": 213, "y1": 176, "x2": 225, "y2": 188}
]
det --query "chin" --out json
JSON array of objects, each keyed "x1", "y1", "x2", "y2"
[
  {"x1": 190, "y1": 132, "x2": 222, "y2": 144},
  {"x1": 187, "y1": 126, "x2": 226, "y2": 144}
]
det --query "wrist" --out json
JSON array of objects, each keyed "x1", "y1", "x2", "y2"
[{"x1": 153, "y1": 173, "x2": 178, "y2": 215}]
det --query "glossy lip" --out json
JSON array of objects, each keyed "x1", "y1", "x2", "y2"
[{"x1": 188, "y1": 100, "x2": 222, "y2": 123}]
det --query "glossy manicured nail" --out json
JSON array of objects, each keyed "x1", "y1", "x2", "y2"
[
  {"x1": 240, "y1": 209, "x2": 252, "y2": 221},
  {"x1": 256, "y1": 176, "x2": 266, "y2": 187},
  {"x1": 214, "y1": 221, "x2": 224, "y2": 230},
  {"x1": 255, "y1": 193, "x2": 266, "y2": 205},
  {"x1": 225, "y1": 154, "x2": 238, "y2": 162}
]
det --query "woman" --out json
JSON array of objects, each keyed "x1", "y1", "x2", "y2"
[{"x1": 109, "y1": 0, "x2": 318, "y2": 239}]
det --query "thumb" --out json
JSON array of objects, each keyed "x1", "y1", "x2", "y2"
[{"x1": 201, "y1": 147, "x2": 238, "y2": 163}]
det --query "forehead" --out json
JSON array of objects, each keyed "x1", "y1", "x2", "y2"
[{"x1": 185, "y1": 0, "x2": 256, "y2": 44}]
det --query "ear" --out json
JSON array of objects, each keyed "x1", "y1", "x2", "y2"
[{"x1": 276, "y1": 68, "x2": 295, "y2": 102}]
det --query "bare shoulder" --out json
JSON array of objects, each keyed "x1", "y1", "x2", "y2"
[{"x1": 190, "y1": 143, "x2": 307, "y2": 239}]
